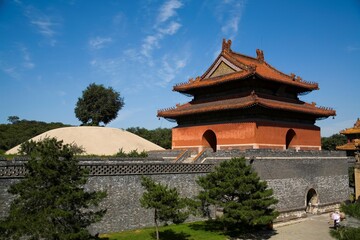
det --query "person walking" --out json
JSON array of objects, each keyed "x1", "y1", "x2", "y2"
[{"x1": 331, "y1": 211, "x2": 341, "y2": 229}]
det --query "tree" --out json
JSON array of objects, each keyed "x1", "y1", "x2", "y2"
[
  {"x1": 126, "y1": 127, "x2": 172, "y2": 149},
  {"x1": 321, "y1": 134, "x2": 347, "y2": 151},
  {"x1": 0, "y1": 138, "x2": 107, "y2": 240},
  {"x1": 196, "y1": 157, "x2": 279, "y2": 230},
  {"x1": 75, "y1": 83, "x2": 124, "y2": 126},
  {"x1": 7, "y1": 116, "x2": 20, "y2": 124},
  {"x1": 140, "y1": 176, "x2": 188, "y2": 240}
]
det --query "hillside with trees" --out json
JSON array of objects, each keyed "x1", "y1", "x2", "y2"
[
  {"x1": 321, "y1": 134, "x2": 347, "y2": 150},
  {"x1": 126, "y1": 127, "x2": 172, "y2": 149},
  {"x1": 0, "y1": 117, "x2": 70, "y2": 153}
]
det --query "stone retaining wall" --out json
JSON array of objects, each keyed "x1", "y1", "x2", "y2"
[{"x1": 0, "y1": 150, "x2": 351, "y2": 233}]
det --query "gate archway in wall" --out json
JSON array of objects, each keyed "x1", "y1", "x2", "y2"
[
  {"x1": 202, "y1": 130, "x2": 217, "y2": 152},
  {"x1": 306, "y1": 188, "x2": 319, "y2": 214},
  {"x1": 286, "y1": 129, "x2": 296, "y2": 149}
]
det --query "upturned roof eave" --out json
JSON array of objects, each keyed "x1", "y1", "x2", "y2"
[
  {"x1": 157, "y1": 100, "x2": 336, "y2": 120},
  {"x1": 336, "y1": 144, "x2": 358, "y2": 150},
  {"x1": 173, "y1": 71, "x2": 319, "y2": 94},
  {"x1": 340, "y1": 129, "x2": 360, "y2": 135}
]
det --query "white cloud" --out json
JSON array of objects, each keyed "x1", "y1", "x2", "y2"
[
  {"x1": 221, "y1": 15, "x2": 240, "y2": 35},
  {"x1": 141, "y1": 35, "x2": 161, "y2": 58},
  {"x1": 216, "y1": 0, "x2": 246, "y2": 39},
  {"x1": 89, "y1": 57, "x2": 127, "y2": 86},
  {"x1": 89, "y1": 37, "x2": 113, "y2": 50},
  {"x1": 123, "y1": 49, "x2": 144, "y2": 63},
  {"x1": 156, "y1": 55, "x2": 187, "y2": 87},
  {"x1": 157, "y1": 0, "x2": 183, "y2": 23},
  {"x1": 0, "y1": 65, "x2": 19, "y2": 79},
  {"x1": 346, "y1": 45, "x2": 360, "y2": 52},
  {"x1": 0, "y1": 45, "x2": 35, "y2": 79},
  {"x1": 158, "y1": 21, "x2": 182, "y2": 35},
  {"x1": 139, "y1": 0, "x2": 183, "y2": 61},
  {"x1": 91, "y1": 0, "x2": 185, "y2": 89},
  {"x1": 31, "y1": 20, "x2": 56, "y2": 37},
  {"x1": 19, "y1": 45, "x2": 35, "y2": 69},
  {"x1": 24, "y1": 6, "x2": 61, "y2": 46}
]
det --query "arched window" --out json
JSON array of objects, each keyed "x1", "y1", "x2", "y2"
[
  {"x1": 285, "y1": 129, "x2": 296, "y2": 149},
  {"x1": 202, "y1": 130, "x2": 217, "y2": 152}
]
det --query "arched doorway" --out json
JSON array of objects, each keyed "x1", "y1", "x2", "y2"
[
  {"x1": 306, "y1": 188, "x2": 319, "y2": 214},
  {"x1": 285, "y1": 129, "x2": 296, "y2": 149},
  {"x1": 202, "y1": 130, "x2": 217, "y2": 152}
]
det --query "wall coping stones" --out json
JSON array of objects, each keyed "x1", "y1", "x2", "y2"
[{"x1": 0, "y1": 162, "x2": 214, "y2": 178}]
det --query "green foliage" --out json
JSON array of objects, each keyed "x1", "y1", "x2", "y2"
[
  {"x1": 75, "y1": 83, "x2": 124, "y2": 126},
  {"x1": 330, "y1": 201, "x2": 360, "y2": 239},
  {"x1": 18, "y1": 139, "x2": 37, "y2": 155},
  {"x1": 114, "y1": 148, "x2": 148, "y2": 158},
  {"x1": 330, "y1": 227, "x2": 360, "y2": 240},
  {"x1": 0, "y1": 118, "x2": 70, "y2": 152},
  {"x1": 196, "y1": 157, "x2": 279, "y2": 229},
  {"x1": 19, "y1": 139, "x2": 85, "y2": 156},
  {"x1": 126, "y1": 127, "x2": 171, "y2": 149},
  {"x1": 127, "y1": 149, "x2": 148, "y2": 157},
  {"x1": 7, "y1": 116, "x2": 20, "y2": 124},
  {"x1": 349, "y1": 167, "x2": 355, "y2": 188},
  {"x1": 100, "y1": 221, "x2": 229, "y2": 240},
  {"x1": 140, "y1": 176, "x2": 189, "y2": 240},
  {"x1": 321, "y1": 134, "x2": 347, "y2": 150},
  {"x1": 0, "y1": 137, "x2": 107, "y2": 240},
  {"x1": 341, "y1": 201, "x2": 360, "y2": 220},
  {"x1": 114, "y1": 148, "x2": 127, "y2": 157}
]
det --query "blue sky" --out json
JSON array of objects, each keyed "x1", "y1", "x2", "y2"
[{"x1": 0, "y1": 0, "x2": 359, "y2": 137}]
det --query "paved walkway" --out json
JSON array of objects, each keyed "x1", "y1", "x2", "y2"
[{"x1": 270, "y1": 214, "x2": 333, "y2": 240}]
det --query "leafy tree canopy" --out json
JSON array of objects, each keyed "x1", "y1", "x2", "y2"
[
  {"x1": 197, "y1": 157, "x2": 279, "y2": 229},
  {"x1": 75, "y1": 83, "x2": 124, "y2": 126},
  {"x1": 321, "y1": 134, "x2": 347, "y2": 151},
  {"x1": 126, "y1": 127, "x2": 171, "y2": 149},
  {"x1": 0, "y1": 137, "x2": 106, "y2": 240},
  {"x1": 140, "y1": 176, "x2": 189, "y2": 240},
  {"x1": 7, "y1": 116, "x2": 20, "y2": 124}
]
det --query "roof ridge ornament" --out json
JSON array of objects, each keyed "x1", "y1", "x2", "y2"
[
  {"x1": 250, "y1": 90, "x2": 258, "y2": 100},
  {"x1": 256, "y1": 49, "x2": 264, "y2": 62},
  {"x1": 222, "y1": 39, "x2": 232, "y2": 52},
  {"x1": 249, "y1": 64, "x2": 257, "y2": 73},
  {"x1": 354, "y1": 118, "x2": 360, "y2": 128}
]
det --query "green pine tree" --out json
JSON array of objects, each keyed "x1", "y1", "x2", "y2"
[
  {"x1": 197, "y1": 157, "x2": 279, "y2": 230},
  {"x1": 0, "y1": 138, "x2": 107, "y2": 240},
  {"x1": 140, "y1": 176, "x2": 189, "y2": 240}
]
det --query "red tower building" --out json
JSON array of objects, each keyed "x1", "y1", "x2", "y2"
[{"x1": 157, "y1": 39, "x2": 335, "y2": 152}]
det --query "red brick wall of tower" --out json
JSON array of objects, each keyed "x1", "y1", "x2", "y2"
[{"x1": 172, "y1": 121, "x2": 321, "y2": 152}]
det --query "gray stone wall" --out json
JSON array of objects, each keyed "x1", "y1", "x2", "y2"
[
  {"x1": 0, "y1": 179, "x2": 19, "y2": 219},
  {"x1": 252, "y1": 158, "x2": 349, "y2": 212},
  {"x1": 86, "y1": 173, "x2": 206, "y2": 234},
  {"x1": 0, "y1": 150, "x2": 351, "y2": 233}
]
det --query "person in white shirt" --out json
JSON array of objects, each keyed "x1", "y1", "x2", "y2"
[{"x1": 332, "y1": 211, "x2": 341, "y2": 229}]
